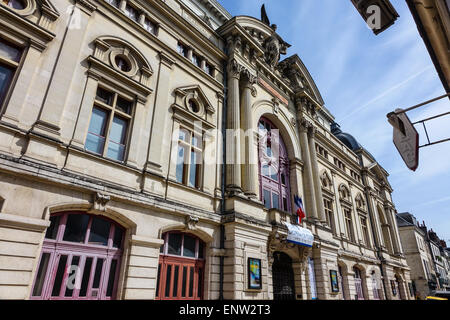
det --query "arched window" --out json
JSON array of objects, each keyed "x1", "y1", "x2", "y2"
[
  {"x1": 31, "y1": 212, "x2": 125, "y2": 300},
  {"x1": 258, "y1": 117, "x2": 291, "y2": 212},
  {"x1": 156, "y1": 232, "x2": 205, "y2": 300}
]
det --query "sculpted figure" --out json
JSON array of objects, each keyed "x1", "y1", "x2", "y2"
[{"x1": 261, "y1": 5, "x2": 291, "y2": 68}]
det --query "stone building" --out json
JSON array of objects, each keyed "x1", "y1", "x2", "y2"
[
  {"x1": 397, "y1": 212, "x2": 439, "y2": 298},
  {"x1": 0, "y1": 0, "x2": 411, "y2": 300}
]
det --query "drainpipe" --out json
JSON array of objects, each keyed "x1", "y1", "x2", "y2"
[
  {"x1": 218, "y1": 58, "x2": 228, "y2": 301},
  {"x1": 359, "y1": 155, "x2": 389, "y2": 300}
]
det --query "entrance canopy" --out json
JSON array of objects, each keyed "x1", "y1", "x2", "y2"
[{"x1": 283, "y1": 222, "x2": 314, "y2": 247}]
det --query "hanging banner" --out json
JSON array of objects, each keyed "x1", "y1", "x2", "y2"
[
  {"x1": 283, "y1": 222, "x2": 314, "y2": 247},
  {"x1": 308, "y1": 257, "x2": 318, "y2": 300}
]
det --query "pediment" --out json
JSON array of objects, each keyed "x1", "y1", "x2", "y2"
[
  {"x1": 369, "y1": 163, "x2": 392, "y2": 190},
  {"x1": 278, "y1": 54, "x2": 324, "y2": 106},
  {"x1": 174, "y1": 85, "x2": 215, "y2": 116}
]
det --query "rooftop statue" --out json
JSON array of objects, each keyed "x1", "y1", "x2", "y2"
[{"x1": 260, "y1": 4, "x2": 291, "y2": 69}]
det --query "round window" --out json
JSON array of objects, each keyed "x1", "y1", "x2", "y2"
[
  {"x1": 4, "y1": 0, "x2": 26, "y2": 10},
  {"x1": 114, "y1": 55, "x2": 131, "y2": 73},
  {"x1": 189, "y1": 99, "x2": 199, "y2": 113}
]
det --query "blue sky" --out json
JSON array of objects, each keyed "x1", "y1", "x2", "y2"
[{"x1": 220, "y1": 0, "x2": 450, "y2": 242}]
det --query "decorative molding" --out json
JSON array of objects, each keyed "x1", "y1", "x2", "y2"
[
  {"x1": 184, "y1": 215, "x2": 199, "y2": 231},
  {"x1": 92, "y1": 192, "x2": 111, "y2": 212}
]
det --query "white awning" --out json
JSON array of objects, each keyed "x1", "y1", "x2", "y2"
[{"x1": 283, "y1": 222, "x2": 314, "y2": 248}]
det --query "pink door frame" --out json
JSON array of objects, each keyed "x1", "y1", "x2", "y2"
[{"x1": 30, "y1": 212, "x2": 124, "y2": 300}]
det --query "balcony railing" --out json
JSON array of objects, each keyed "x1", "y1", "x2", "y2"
[{"x1": 269, "y1": 208, "x2": 298, "y2": 226}]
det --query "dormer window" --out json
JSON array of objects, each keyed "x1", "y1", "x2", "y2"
[{"x1": 2, "y1": 0, "x2": 25, "y2": 10}]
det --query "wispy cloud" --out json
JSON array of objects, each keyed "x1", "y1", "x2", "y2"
[{"x1": 340, "y1": 65, "x2": 434, "y2": 122}]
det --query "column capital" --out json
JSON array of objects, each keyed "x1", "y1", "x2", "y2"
[
  {"x1": 307, "y1": 125, "x2": 317, "y2": 138},
  {"x1": 299, "y1": 118, "x2": 313, "y2": 133},
  {"x1": 240, "y1": 68, "x2": 258, "y2": 88},
  {"x1": 227, "y1": 59, "x2": 243, "y2": 79}
]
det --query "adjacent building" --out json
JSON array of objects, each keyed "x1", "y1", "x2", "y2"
[
  {"x1": 398, "y1": 212, "x2": 450, "y2": 298},
  {"x1": 397, "y1": 213, "x2": 438, "y2": 297},
  {"x1": 0, "y1": 0, "x2": 412, "y2": 300}
]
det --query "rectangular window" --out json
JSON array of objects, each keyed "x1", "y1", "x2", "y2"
[
  {"x1": 361, "y1": 216, "x2": 370, "y2": 247},
  {"x1": 124, "y1": 4, "x2": 139, "y2": 22},
  {"x1": 177, "y1": 43, "x2": 188, "y2": 58},
  {"x1": 85, "y1": 87, "x2": 133, "y2": 162},
  {"x1": 144, "y1": 18, "x2": 157, "y2": 35},
  {"x1": 86, "y1": 107, "x2": 108, "y2": 155},
  {"x1": 324, "y1": 199, "x2": 335, "y2": 235},
  {"x1": 175, "y1": 128, "x2": 203, "y2": 190},
  {"x1": 191, "y1": 53, "x2": 201, "y2": 68},
  {"x1": 204, "y1": 62, "x2": 214, "y2": 76},
  {"x1": 106, "y1": 116, "x2": 128, "y2": 161},
  {"x1": 344, "y1": 209, "x2": 354, "y2": 242},
  {"x1": 106, "y1": 0, "x2": 120, "y2": 8},
  {"x1": 263, "y1": 189, "x2": 271, "y2": 209},
  {"x1": 0, "y1": 38, "x2": 22, "y2": 108}
]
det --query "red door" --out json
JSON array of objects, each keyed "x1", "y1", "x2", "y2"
[
  {"x1": 157, "y1": 256, "x2": 204, "y2": 300},
  {"x1": 156, "y1": 232, "x2": 205, "y2": 300}
]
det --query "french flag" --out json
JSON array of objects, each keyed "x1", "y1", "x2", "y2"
[{"x1": 294, "y1": 195, "x2": 306, "y2": 224}]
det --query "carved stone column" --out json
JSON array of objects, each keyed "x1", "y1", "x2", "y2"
[
  {"x1": 240, "y1": 70, "x2": 257, "y2": 198},
  {"x1": 226, "y1": 60, "x2": 242, "y2": 194},
  {"x1": 308, "y1": 126, "x2": 326, "y2": 223},
  {"x1": 297, "y1": 115, "x2": 318, "y2": 222}
]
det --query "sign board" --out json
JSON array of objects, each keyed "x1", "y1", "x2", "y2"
[
  {"x1": 387, "y1": 109, "x2": 419, "y2": 171},
  {"x1": 283, "y1": 222, "x2": 314, "y2": 247}
]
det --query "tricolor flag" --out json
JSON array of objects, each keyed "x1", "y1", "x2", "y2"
[{"x1": 294, "y1": 195, "x2": 306, "y2": 224}]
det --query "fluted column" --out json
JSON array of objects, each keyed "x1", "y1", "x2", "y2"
[
  {"x1": 225, "y1": 60, "x2": 242, "y2": 194},
  {"x1": 297, "y1": 117, "x2": 318, "y2": 222},
  {"x1": 308, "y1": 126, "x2": 326, "y2": 223},
  {"x1": 240, "y1": 71, "x2": 257, "y2": 197}
]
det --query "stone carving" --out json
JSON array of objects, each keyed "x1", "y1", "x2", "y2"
[
  {"x1": 185, "y1": 215, "x2": 199, "y2": 231},
  {"x1": 298, "y1": 246, "x2": 312, "y2": 272},
  {"x1": 241, "y1": 68, "x2": 258, "y2": 87},
  {"x1": 227, "y1": 58, "x2": 245, "y2": 79},
  {"x1": 92, "y1": 192, "x2": 110, "y2": 212},
  {"x1": 260, "y1": 5, "x2": 291, "y2": 69},
  {"x1": 272, "y1": 98, "x2": 280, "y2": 114}
]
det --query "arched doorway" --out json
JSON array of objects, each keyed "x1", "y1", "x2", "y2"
[
  {"x1": 353, "y1": 267, "x2": 365, "y2": 300},
  {"x1": 156, "y1": 231, "x2": 205, "y2": 300},
  {"x1": 30, "y1": 212, "x2": 125, "y2": 300},
  {"x1": 272, "y1": 252, "x2": 295, "y2": 300},
  {"x1": 258, "y1": 117, "x2": 291, "y2": 212}
]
